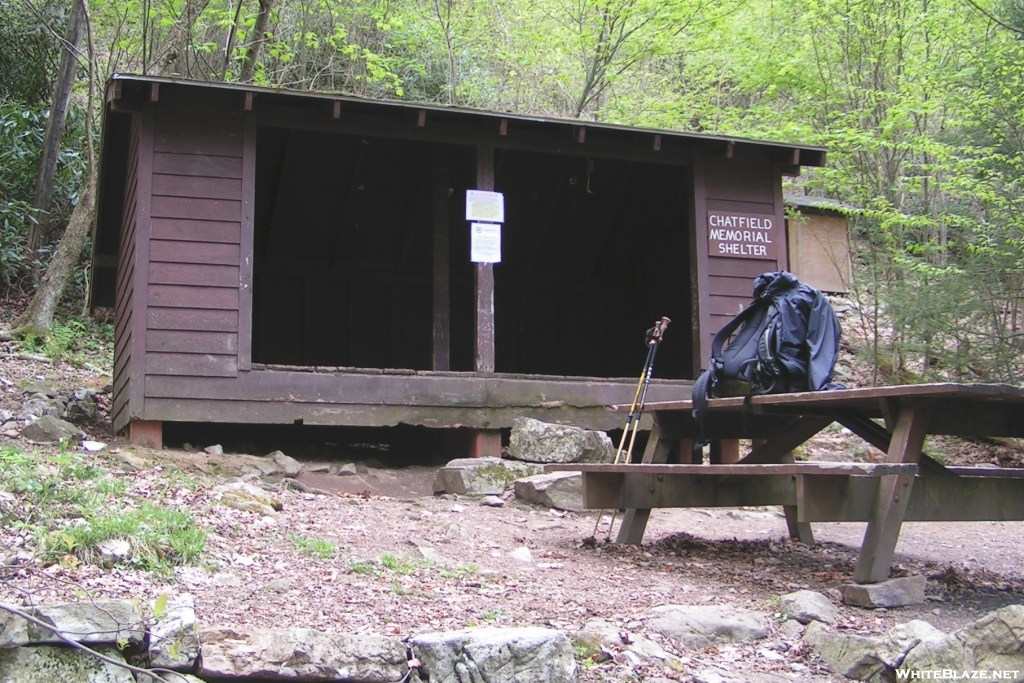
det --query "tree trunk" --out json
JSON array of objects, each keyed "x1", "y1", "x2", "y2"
[
  {"x1": 238, "y1": 0, "x2": 275, "y2": 83},
  {"x1": 18, "y1": 157, "x2": 97, "y2": 337},
  {"x1": 15, "y1": 0, "x2": 98, "y2": 339},
  {"x1": 153, "y1": 0, "x2": 213, "y2": 76},
  {"x1": 27, "y1": 0, "x2": 85, "y2": 255}
]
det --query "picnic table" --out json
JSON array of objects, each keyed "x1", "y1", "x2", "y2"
[{"x1": 546, "y1": 383, "x2": 1024, "y2": 583}]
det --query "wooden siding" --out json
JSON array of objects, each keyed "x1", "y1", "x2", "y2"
[
  {"x1": 144, "y1": 110, "x2": 244, "y2": 386},
  {"x1": 703, "y1": 158, "x2": 783, "y2": 338},
  {"x1": 112, "y1": 116, "x2": 141, "y2": 431}
]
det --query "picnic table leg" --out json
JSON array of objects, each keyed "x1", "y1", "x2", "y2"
[
  {"x1": 617, "y1": 420, "x2": 682, "y2": 545},
  {"x1": 777, "y1": 446, "x2": 815, "y2": 545},
  {"x1": 853, "y1": 401, "x2": 931, "y2": 584}
]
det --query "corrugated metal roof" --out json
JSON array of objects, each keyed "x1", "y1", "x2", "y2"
[
  {"x1": 109, "y1": 74, "x2": 827, "y2": 163},
  {"x1": 784, "y1": 193, "x2": 857, "y2": 212}
]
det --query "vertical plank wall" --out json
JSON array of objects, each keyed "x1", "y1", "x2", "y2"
[
  {"x1": 704, "y1": 158, "x2": 786, "y2": 335},
  {"x1": 144, "y1": 109, "x2": 243, "y2": 388},
  {"x1": 112, "y1": 117, "x2": 141, "y2": 432}
]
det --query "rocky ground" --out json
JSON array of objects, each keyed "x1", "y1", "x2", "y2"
[{"x1": 2, "y1": 303, "x2": 1024, "y2": 682}]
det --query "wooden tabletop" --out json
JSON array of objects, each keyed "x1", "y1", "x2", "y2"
[{"x1": 613, "y1": 383, "x2": 1024, "y2": 413}]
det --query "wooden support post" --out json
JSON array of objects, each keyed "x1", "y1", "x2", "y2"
[
  {"x1": 129, "y1": 420, "x2": 162, "y2": 449},
  {"x1": 417, "y1": 110, "x2": 426, "y2": 127},
  {"x1": 775, "y1": 444, "x2": 815, "y2": 545},
  {"x1": 241, "y1": 92, "x2": 253, "y2": 111},
  {"x1": 710, "y1": 439, "x2": 740, "y2": 464},
  {"x1": 853, "y1": 401, "x2": 930, "y2": 583},
  {"x1": 617, "y1": 420, "x2": 670, "y2": 545},
  {"x1": 332, "y1": 101, "x2": 341, "y2": 119},
  {"x1": 149, "y1": 82, "x2": 159, "y2": 102},
  {"x1": 470, "y1": 142, "x2": 499, "y2": 456},
  {"x1": 432, "y1": 147, "x2": 450, "y2": 371}
]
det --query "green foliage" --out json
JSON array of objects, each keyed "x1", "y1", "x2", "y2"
[
  {"x1": 0, "y1": 446, "x2": 207, "y2": 578},
  {"x1": 19, "y1": 315, "x2": 114, "y2": 366},
  {"x1": 379, "y1": 553, "x2": 430, "y2": 574},
  {"x1": 0, "y1": 0, "x2": 58, "y2": 104},
  {"x1": 0, "y1": 97, "x2": 88, "y2": 290},
  {"x1": 290, "y1": 533, "x2": 337, "y2": 560}
]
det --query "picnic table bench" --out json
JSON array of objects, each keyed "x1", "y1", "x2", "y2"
[{"x1": 546, "y1": 383, "x2": 1024, "y2": 584}]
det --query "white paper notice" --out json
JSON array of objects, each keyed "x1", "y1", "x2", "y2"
[
  {"x1": 466, "y1": 190, "x2": 505, "y2": 223},
  {"x1": 470, "y1": 223, "x2": 501, "y2": 263}
]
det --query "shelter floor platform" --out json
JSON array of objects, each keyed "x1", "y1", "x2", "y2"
[{"x1": 547, "y1": 383, "x2": 1024, "y2": 584}]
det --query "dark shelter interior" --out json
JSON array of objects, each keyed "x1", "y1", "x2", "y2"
[{"x1": 252, "y1": 126, "x2": 693, "y2": 379}]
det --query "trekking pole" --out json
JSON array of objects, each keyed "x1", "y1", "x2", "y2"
[{"x1": 587, "y1": 317, "x2": 670, "y2": 544}]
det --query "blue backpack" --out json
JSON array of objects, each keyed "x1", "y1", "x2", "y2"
[{"x1": 691, "y1": 271, "x2": 842, "y2": 446}]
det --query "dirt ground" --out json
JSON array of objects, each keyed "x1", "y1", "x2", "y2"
[{"x1": 3, "y1": 332, "x2": 1024, "y2": 683}]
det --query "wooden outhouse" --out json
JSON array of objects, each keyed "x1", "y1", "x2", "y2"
[
  {"x1": 784, "y1": 194, "x2": 852, "y2": 294},
  {"x1": 89, "y1": 75, "x2": 826, "y2": 452}
]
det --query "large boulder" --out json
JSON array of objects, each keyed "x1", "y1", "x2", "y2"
[
  {"x1": 779, "y1": 590, "x2": 838, "y2": 625},
  {"x1": 0, "y1": 645, "x2": 135, "y2": 682},
  {"x1": 901, "y1": 604, "x2": 1024, "y2": 674},
  {"x1": 411, "y1": 626, "x2": 577, "y2": 683},
  {"x1": 805, "y1": 618, "x2": 948, "y2": 680},
  {"x1": 507, "y1": 418, "x2": 614, "y2": 464},
  {"x1": 575, "y1": 618, "x2": 683, "y2": 669},
  {"x1": 20, "y1": 415, "x2": 85, "y2": 443},
  {"x1": 198, "y1": 626, "x2": 407, "y2": 681},
  {"x1": 433, "y1": 457, "x2": 543, "y2": 495},
  {"x1": 0, "y1": 600, "x2": 145, "y2": 649},
  {"x1": 643, "y1": 605, "x2": 769, "y2": 649},
  {"x1": 514, "y1": 472, "x2": 584, "y2": 511},
  {"x1": 149, "y1": 594, "x2": 199, "y2": 671}
]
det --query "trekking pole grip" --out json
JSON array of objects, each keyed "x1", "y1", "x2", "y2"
[{"x1": 647, "y1": 316, "x2": 671, "y2": 346}]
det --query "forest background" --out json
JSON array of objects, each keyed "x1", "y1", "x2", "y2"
[{"x1": 1, "y1": 0, "x2": 1023, "y2": 384}]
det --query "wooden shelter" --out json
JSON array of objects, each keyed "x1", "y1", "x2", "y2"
[{"x1": 89, "y1": 75, "x2": 826, "y2": 452}]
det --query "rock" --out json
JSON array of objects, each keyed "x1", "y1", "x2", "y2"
[
  {"x1": 22, "y1": 381, "x2": 56, "y2": 396},
  {"x1": 270, "y1": 450, "x2": 302, "y2": 477},
  {"x1": 65, "y1": 394, "x2": 97, "y2": 422},
  {"x1": 643, "y1": 605, "x2": 769, "y2": 649},
  {"x1": 841, "y1": 575, "x2": 926, "y2": 608},
  {"x1": 204, "y1": 444, "x2": 224, "y2": 455},
  {"x1": 158, "y1": 675, "x2": 207, "y2": 683},
  {"x1": 575, "y1": 618, "x2": 683, "y2": 669},
  {"x1": 97, "y1": 538, "x2": 131, "y2": 566},
  {"x1": 1, "y1": 600, "x2": 146, "y2": 648},
  {"x1": 0, "y1": 645, "x2": 135, "y2": 682},
  {"x1": 779, "y1": 590, "x2": 838, "y2": 625},
  {"x1": 150, "y1": 593, "x2": 200, "y2": 671},
  {"x1": 902, "y1": 604, "x2": 1024, "y2": 674},
  {"x1": 0, "y1": 409, "x2": 11, "y2": 422},
  {"x1": 18, "y1": 397, "x2": 58, "y2": 420},
  {"x1": 509, "y1": 547, "x2": 534, "y2": 564},
  {"x1": 0, "y1": 608, "x2": 29, "y2": 648},
  {"x1": 214, "y1": 481, "x2": 283, "y2": 517},
  {"x1": 337, "y1": 463, "x2": 358, "y2": 476},
  {"x1": 20, "y1": 415, "x2": 84, "y2": 443},
  {"x1": 779, "y1": 619, "x2": 805, "y2": 638},
  {"x1": 198, "y1": 626, "x2": 407, "y2": 681},
  {"x1": 432, "y1": 457, "x2": 543, "y2": 495},
  {"x1": 480, "y1": 495, "x2": 505, "y2": 507},
  {"x1": 113, "y1": 451, "x2": 149, "y2": 470},
  {"x1": 803, "y1": 621, "x2": 888, "y2": 680},
  {"x1": 411, "y1": 626, "x2": 577, "y2": 683},
  {"x1": 81, "y1": 440, "x2": 106, "y2": 452},
  {"x1": 507, "y1": 417, "x2": 614, "y2": 464},
  {"x1": 514, "y1": 472, "x2": 583, "y2": 512}
]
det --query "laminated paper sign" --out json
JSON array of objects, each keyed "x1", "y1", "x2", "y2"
[
  {"x1": 707, "y1": 211, "x2": 779, "y2": 260},
  {"x1": 470, "y1": 223, "x2": 501, "y2": 263},
  {"x1": 466, "y1": 190, "x2": 505, "y2": 223}
]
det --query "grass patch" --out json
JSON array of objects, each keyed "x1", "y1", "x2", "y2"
[
  {"x1": 379, "y1": 553, "x2": 430, "y2": 575},
  {"x1": 0, "y1": 446, "x2": 206, "y2": 577},
  {"x1": 349, "y1": 560, "x2": 378, "y2": 575},
  {"x1": 290, "y1": 533, "x2": 337, "y2": 560}
]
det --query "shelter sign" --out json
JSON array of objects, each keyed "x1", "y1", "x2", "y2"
[
  {"x1": 466, "y1": 190, "x2": 505, "y2": 223},
  {"x1": 707, "y1": 211, "x2": 778, "y2": 260},
  {"x1": 471, "y1": 223, "x2": 501, "y2": 263}
]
